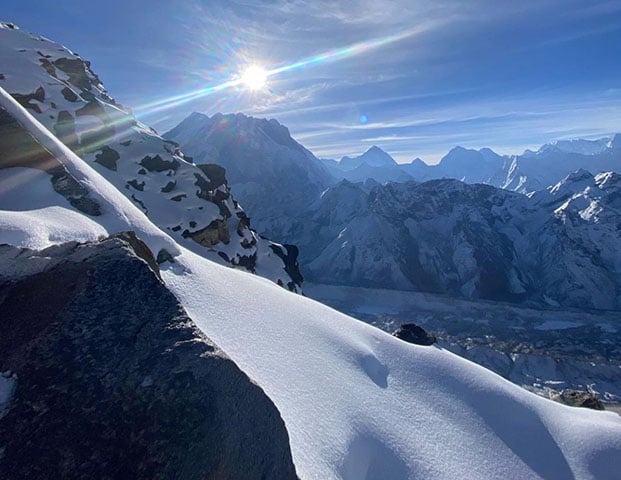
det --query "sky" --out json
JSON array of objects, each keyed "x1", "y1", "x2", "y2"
[{"x1": 3, "y1": 0, "x2": 621, "y2": 163}]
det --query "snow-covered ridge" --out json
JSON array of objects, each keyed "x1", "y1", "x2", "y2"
[{"x1": 0, "y1": 21, "x2": 301, "y2": 290}]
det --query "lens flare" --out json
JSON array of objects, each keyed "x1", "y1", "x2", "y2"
[
  {"x1": 241, "y1": 65, "x2": 268, "y2": 90},
  {"x1": 130, "y1": 24, "x2": 436, "y2": 118}
]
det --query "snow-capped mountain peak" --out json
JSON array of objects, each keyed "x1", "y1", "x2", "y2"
[{"x1": 339, "y1": 145, "x2": 397, "y2": 169}]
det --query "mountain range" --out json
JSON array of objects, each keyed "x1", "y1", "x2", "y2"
[
  {"x1": 167, "y1": 113, "x2": 621, "y2": 311},
  {"x1": 321, "y1": 136, "x2": 621, "y2": 192}
]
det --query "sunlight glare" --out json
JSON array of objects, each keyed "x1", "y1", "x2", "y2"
[{"x1": 240, "y1": 65, "x2": 268, "y2": 90}]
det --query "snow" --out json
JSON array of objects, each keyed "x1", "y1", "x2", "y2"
[
  {"x1": 2, "y1": 74, "x2": 621, "y2": 480},
  {"x1": 162, "y1": 253, "x2": 621, "y2": 480}
]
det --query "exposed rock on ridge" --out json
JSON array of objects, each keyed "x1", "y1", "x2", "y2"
[{"x1": 0, "y1": 235, "x2": 298, "y2": 480}]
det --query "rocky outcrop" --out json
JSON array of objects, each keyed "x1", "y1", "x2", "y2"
[
  {"x1": 392, "y1": 324, "x2": 437, "y2": 346},
  {"x1": 0, "y1": 235, "x2": 298, "y2": 479}
]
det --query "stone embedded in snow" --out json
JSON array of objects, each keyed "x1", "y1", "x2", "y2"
[{"x1": 392, "y1": 323, "x2": 437, "y2": 346}]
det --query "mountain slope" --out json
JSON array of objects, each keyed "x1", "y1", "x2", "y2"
[
  {"x1": 165, "y1": 112, "x2": 334, "y2": 239},
  {"x1": 0, "y1": 21, "x2": 301, "y2": 290},
  {"x1": 293, "y1": 175, "x2": 621, "y2": 310}
]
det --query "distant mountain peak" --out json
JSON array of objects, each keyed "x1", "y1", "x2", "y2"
[{"x1": 339, "y1": 145, "x2": 396, "y2": 169}]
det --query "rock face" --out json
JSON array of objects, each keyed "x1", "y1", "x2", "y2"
[
  {"x1": 0, "y1": 235, "x2": 298, "y2": 480},
  {"x1": 392, "y1": 324, "x2": 437, "y2": 346},
  {"x1": 0, "y1": 21, "x2": 301, "y2": 291}
]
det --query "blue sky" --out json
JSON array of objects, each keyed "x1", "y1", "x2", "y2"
[{"x1": 4, "y1": 0, "x2": 621, "y2": 163}]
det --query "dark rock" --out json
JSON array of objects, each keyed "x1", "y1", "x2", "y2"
[
  {"x1": 235, "y1": 254, "x2": 256, "y2": 273},
  {"x1": 108, "y1": 231, "x2": 161, "y2": 279},
  {"x1": 139, "y1": 154, "x2": 179, "y2": 172},
  {"x1": 550, "y1": 389, "x2": 605, "y2": 410},
  {"x1": 131, "y1": 194, "x2": 148, "y2": 213},
  {"x1": 161, "y1": 181, "x2": 176, "y2": 193},
  {"x1": 127, "y1": 179, "x2": 145, "y2": 191},
  {"x1": 156, "y1": 249, "x2": 175, "y2": 265},
  {"x1": 0, "y1": 106, "x2": 100, "y2": 216},
  {"x1": 269, "y1": 244, "x2": 303, "y2": 290},
  {"x1": 60, "y1": 86, "x2": 79, "y2": 102},
  {"x1": 53, "y1": 57, "x2": 99, "y2": 91},
  {"x1": 392, "y1": 323, "x2": 437, "y2": 346},
  {"x1": 197, "y1": 163, "x2": 228, "y2": 189},
  {"x1": 50, "y1": 167, "x2": 101, "y2": 216},
  {"x1": 0, "y1": 236, "x2": 298, "y2": 480},
  {"x1": 74, "y1": 100, "x2": 114, "y2": 151},
  {"x1": 94, "y1": 146, "x2": 120, "y2": 171},
  {"x1": 170, "y1": 194, "x2": 186, "y2": 202},
  {"x1": 53, "y1": 110, "x2": 78, "y2": 149},
  {"x1": 11, "y1": 86, "x2": 45, "y2": 113},
  {"x1": 183, "y1": 219, "x2": 230, "y2": 247}
]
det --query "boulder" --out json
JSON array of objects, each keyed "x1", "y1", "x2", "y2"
[
  {"x1": 392, "y1": 323, "x2": 437, "y2": 346},
  {"x1": 0, "y1": 235, "x2": 298, "y2": 479}
]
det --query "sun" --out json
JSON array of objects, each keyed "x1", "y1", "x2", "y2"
[{"x1": 240, "y1": 65, "x2": 268, "y2": 91}]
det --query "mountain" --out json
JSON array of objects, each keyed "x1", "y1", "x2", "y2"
[
  {"x1": 0, "y1": 21, "x2": 301, "y2": 291},
  {"x1": 164, "y1": 112, "x2": 334, "y2": 239},
  {"x1": 3, "y1": 82, "x2": 621, "y2": 479},
  {"x1": 339, "y1": 145, "x2": 399, "y2": 169},
  {"x1": 164, "y1": 108, "x2": 620, "y2": 309},
  {"x1": 320, "y1": 145, "x2": 415, "y2": 184},
  {"x1": 291, "y1": 173, "x2": 621, "y2": 310}
]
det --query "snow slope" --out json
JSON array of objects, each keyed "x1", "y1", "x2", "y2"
[{"x1": 2, "y1": 72, "x2": 621, "y2": 480}]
